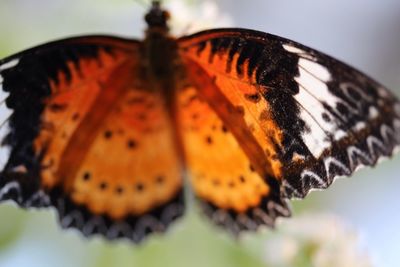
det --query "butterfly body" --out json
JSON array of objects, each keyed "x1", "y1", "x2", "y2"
[{"x1": 0, "y1": 1, "x2": 399, "y2": 242}]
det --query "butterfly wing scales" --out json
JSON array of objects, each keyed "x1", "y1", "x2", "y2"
[
  {"x1": 178, "y1": 83, "x2": 289, "y2": 232},
  {"x1": 0, "y1": 36, "x2": 184, "y2": 241},
  {"x1": 178, "y1": 28, "x2": 400, "y2": 229},
  {"x1": 179, "y1": 45, "x2": 291, "y2": 232}
]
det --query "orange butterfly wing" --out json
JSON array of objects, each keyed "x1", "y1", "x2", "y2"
[
  {"x1": 178, "y1": 29, "x2": 400, "y2": 231},
  {"x1": 177, "y1": 83, "x2": 289, "y2": 231},
  {"x1": 0, "y1": 36, "x2": 183, "y2": 241},
  {"x1": 178, "y1": 31, "x2": 293, "y2": 231}
]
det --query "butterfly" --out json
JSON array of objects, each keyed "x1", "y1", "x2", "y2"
[{"x1": 0, "y1": 1, "x2": 399, "y2": 242}]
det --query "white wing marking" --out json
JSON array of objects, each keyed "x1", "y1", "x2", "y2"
[
  {"x1": 0, "y1": 59, "x2": 20, "y2": 71},
  {"x1": 298, "y1": 58, "x2": 331, "y2": 82}
]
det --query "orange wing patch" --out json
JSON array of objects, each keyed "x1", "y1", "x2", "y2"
[
  {"x1": 35, "y1": 48, "x2": 183, "y2": 220},
  {"x1": 179, "y1": 38, "x2": 290, "y2": 230},
  {"x1": 180, "y1": 49, "x2": 282, "y2": 179},
  {"x1": 180, "y1": 40, "x2": 284, "y2": 180},
  {"x1": 179, "y1": 86, "x2": 270, "y2": 213},
  {"x1": 70, "y1": 87, "x2": 182, "y2": 219},
  {"x1": 179, "y1": 60, "x2": 290, "y2": 229},
  {"x1": 36, "y1": 48, "x2": 129, "y2": 189}
]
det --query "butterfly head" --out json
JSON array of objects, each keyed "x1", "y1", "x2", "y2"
[{"x1": 145, "y1": 1, "x2": 170, "y2": 30}]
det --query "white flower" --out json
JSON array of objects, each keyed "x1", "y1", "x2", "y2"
[
  {"x1": 263, "y1": 213, "x2": 373, "y2": 267},
  {"x1": 263, "y1": 235, "x2": 300, "y2": 266},
  {"x1": 166, "y1": 0, "x2": 234, "y2": 35}
]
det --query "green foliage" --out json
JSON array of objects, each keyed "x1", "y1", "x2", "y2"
[{"x1": 0, "y1": 204, "x2": 27, "y2": 250}]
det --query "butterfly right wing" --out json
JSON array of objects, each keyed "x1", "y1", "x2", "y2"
[{"x1": 178, "y1": 28, "x2": 400, "y2": 231}]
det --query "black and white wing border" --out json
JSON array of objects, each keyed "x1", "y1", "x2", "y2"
[{"x1": 275, "y1": 34, "x2": 400, "y2": 199}]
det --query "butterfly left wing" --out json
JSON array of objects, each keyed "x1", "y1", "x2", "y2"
[
  {"x1": 0, "y1": 36, "x2": 136, "y2": 206},
  {"x1": 178, "y1": 28, "x2": 400, "y2": 231},
  {"x1": 0, "y1": 36, "x2": 185, "y2": 242}
]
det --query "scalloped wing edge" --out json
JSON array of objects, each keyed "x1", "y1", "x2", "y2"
[{"x1": 282, "y1": 116, "x2": 400, "y2": 199}]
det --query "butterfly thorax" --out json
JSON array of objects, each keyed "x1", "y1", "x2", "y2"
[
  {"x1": 143, "y1": 1, "x2": 180, "y2": 84},
  {"x1": 143, "y1": 31, "x2": 179, "y2": 83}
]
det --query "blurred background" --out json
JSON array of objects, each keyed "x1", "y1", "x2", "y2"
[{"x1": 0, "y1": 0, "x2": 399, "y2": 266}]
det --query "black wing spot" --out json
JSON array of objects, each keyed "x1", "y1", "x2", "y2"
[
  {"x1": 99, "y1": 182, "x2": 108, "y2": 190},
  {"x1": 322, "y1": 113, "x2": 331, "y2": 122},
  {"x1": 244, "y1": 93, "x2": 261, "y2": 103},
  {"x1": 249, "y1": 164, "x2": 255, "y2": 172},
  {"x1": 82, "y1": 172, "x2": 91, "y2": 181},
  {"x1": 221, "y1": 125, "x2": 228, "y2": 133},
  {"x1": 104, "y1": 130, "x2": 113, "y2": 139},
  {"x1": 156, "y1": 175, "x2": 165, "y2": 184},
  {"x1": 235, "y1": 106, "x2": 245, "y2": 116},
  {"x1": 115, "y1": 186, "x2": 124, "y2": 195},
  {"x1": 135, "y1": 182, "x2": 145, "y2": 192},
  {"x1": 49, "y1": 103, "x2": 68, "y2": 112},
  {"x1": 127, "y1": 139, "x2": 137, "y2": 149},
  {"x1": 239, "y1": 175, "x2": 246, "y2": 183},
  {"x1": 205, "y1": 136, "x2": 213, "y2": 144}
]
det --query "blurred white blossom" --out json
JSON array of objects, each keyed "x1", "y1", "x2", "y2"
[
  {"x1": 263, "y1": 214, "x2": 374, "y2": 267},
  {"x1": 166, "y1": 0, "x2": 234, "y2": 35}
]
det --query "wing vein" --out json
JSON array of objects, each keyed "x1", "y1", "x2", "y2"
[{"x1": 297, "y1": 63, "x2": 328, "y2": 84}]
